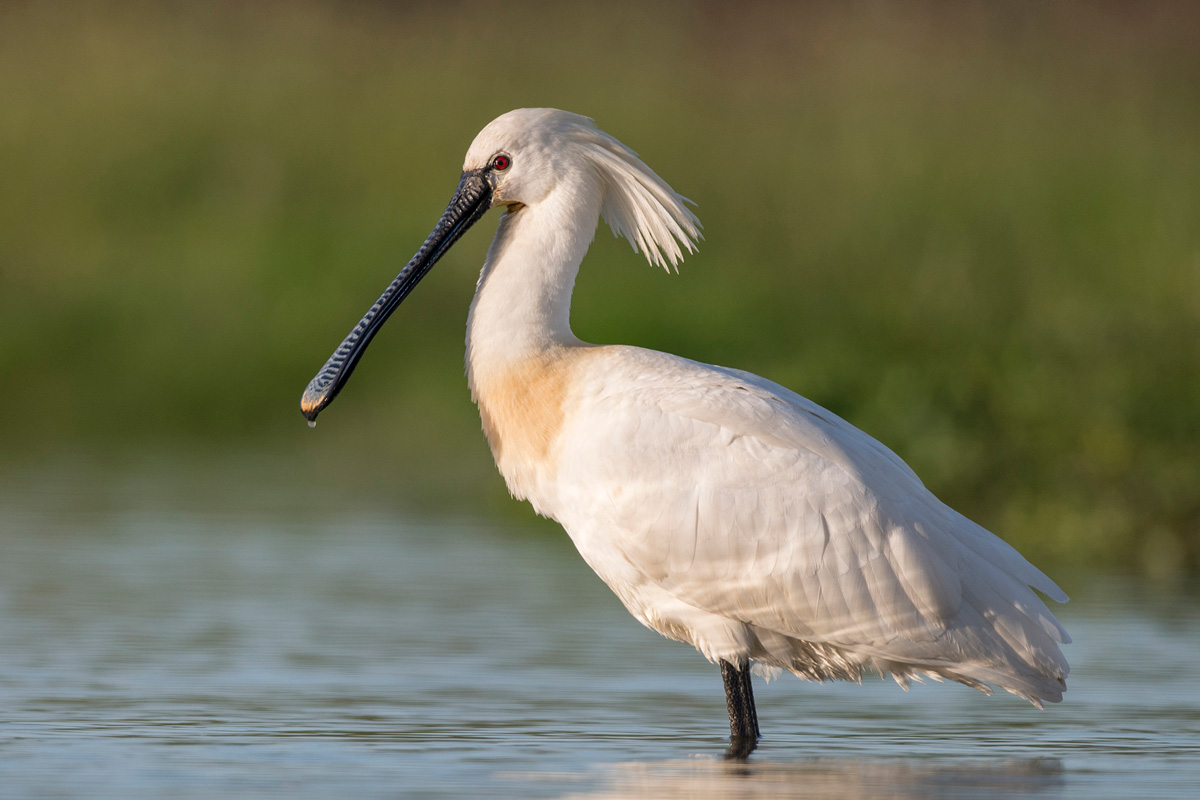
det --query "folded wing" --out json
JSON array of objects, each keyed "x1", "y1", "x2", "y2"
[{"x1": 553, "y1": 347, "x2": 1069, "y2": 704}]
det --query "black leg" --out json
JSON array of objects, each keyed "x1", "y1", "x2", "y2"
[{"x1": 720, "y1": 659, "x2": 760, "y2": 758}]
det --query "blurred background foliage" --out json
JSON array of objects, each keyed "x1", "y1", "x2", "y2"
[{"x1": 1, "y1": 0, "x2": 1197, "y2": 576}]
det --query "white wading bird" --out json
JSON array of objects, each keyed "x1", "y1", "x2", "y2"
[{"x1": 302, "y1": 108, "x2": 1069, "y2": 757}]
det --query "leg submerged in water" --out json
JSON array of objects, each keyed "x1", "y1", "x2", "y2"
[{"x1": 720, "y1": 659, "x2": 760, "y2": 758}]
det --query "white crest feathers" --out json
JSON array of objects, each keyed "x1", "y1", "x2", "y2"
[{"x1": 575, "y1": 122, "x2": 702, "y2": 271}]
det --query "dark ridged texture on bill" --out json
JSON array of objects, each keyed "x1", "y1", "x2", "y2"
[{"x1": 301, "y1": 170, "x2": 493, "y2": 424}]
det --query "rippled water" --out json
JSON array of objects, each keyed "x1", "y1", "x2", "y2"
[{"x1": 1, "y1": 464, "x2": 1197, "y2": 798}]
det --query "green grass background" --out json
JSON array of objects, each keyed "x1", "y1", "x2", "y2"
[{"x1": 2, "y1": 1, "x2": 1197, "y2": 575}]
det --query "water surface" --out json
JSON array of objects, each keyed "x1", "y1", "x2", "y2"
[{"x1": 0, "y1": 463, "x2": 1196, "y2": 798}]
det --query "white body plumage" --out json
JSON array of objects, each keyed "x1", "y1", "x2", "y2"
[{"x1": 463, "y1": 108, "x2": 1068, "y2": 705}]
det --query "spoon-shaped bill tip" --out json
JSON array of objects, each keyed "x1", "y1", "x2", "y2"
[{"x1": 301, "y1": 384, "x2": 329, "y2": 424}]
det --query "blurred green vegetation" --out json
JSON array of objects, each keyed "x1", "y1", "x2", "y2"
[{"x1": 1, "y1": 1, "x2": 1197, "y2": 576}]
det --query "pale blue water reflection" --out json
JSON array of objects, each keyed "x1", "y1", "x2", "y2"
[{"x1": 0, "y1": 463, "x2": 1196, "y2": 798}]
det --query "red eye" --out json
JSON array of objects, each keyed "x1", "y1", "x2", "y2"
[{"x1": 491, "y1": 154, "x2": 511, "y2": 171}]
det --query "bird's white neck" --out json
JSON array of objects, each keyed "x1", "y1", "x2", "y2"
[{"x1": 466, "y1": 186, "x2": 600, "y2": 383}]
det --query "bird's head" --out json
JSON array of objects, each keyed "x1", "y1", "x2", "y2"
[{"x1": 464, "y1": 109, "x2": 700, "y2": 267}]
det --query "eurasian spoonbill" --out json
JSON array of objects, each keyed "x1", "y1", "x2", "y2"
[{"x1": 301, "y1": 108, "x2": 1070, "y2": 757}]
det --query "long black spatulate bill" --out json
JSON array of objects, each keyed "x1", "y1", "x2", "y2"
[{"x1": 300, "y1": 169, "x2": 493, "y2": 425}]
